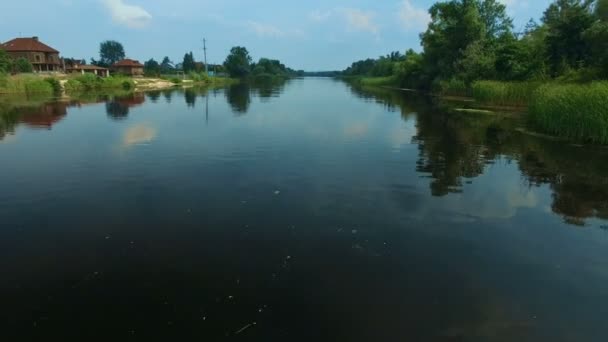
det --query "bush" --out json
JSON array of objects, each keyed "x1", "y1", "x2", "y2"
[
  {"x1": 65, "y1": 75, "x2": 135, "y2": 93},
  {"x1": 64, "y1": 79, "x2": 83, "y2": 92},
  {"x1": 529, "y1": 82, "x2": 608, "y2": 144},
  {"x1": 472, "y1": 81, "x2": 542, "y2": 106},
  {"x1": 188, "y1": 72, "x2": 210, "y2": 83},
  {"x1": 44, "y1": 78, "x2": 62, "y2": 94},
  {"x1": 14, "y1": 58, "x2": 33, "y2": 73},
  {"x1": 170, "y1": 77, "x2": 182, "y2": 84}
]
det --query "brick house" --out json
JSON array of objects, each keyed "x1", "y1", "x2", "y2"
[
  {"x1": 0, "y1": 37, "x2": 61, "y2": 72},
  {"x1": 112, "y1": 59, "x2": 144, "y2": 77}
]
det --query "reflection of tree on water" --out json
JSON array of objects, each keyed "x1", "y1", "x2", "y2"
[
  {"x1": 224, "y1": 79, "x2": 290, "y2": 115},
  {"x1": 105, "y1": 93, "x2": 146, "y2": 121},
  {"x1": 251, "y1": 78, "x2": 289, "y2": 99},
  {"x1": 225, "y1": 83, "x2": 251, "y2": 115},
  {"x1": 518, "y1": 143, "x2": 608, "y2": 226},
  {"x1": 414, "y1": 111, "x2": 499, "y2": 196},
  {"x1": 0, "y1": 108, "x2": 20, "y2": 141},
  {"x1": 349, "y1": 83, "x2": 608, "y2": 226},
  {"x1": 163, "y1": 89, "x2": 173, "y2": 103},
  {"x1": 184, "y1": 89, "x2": 197, "y2": 108},
  {"x1": 147, "y1": 91, "x2": 161, "y2": 103}
]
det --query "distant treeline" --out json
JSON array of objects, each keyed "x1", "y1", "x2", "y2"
[{"x1": 342, "y1": 0, "x2": 608, "y2": 91}]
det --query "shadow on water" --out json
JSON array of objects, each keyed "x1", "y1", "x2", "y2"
[{"x1": 348, "y1": 84, "x2": 608, "y2": 227}]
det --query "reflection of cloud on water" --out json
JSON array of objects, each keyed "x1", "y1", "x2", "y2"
[
  {"x1": 0, "y1": 134, "x2": 17, "y2": 144},
  {"x1": 122, "y1": 123, "x2": 157, "y2": 148},
  {"x1": 441, "y1": 166, "x2": 540, "y2": 220},
  {"x1": 344, "y1": 122, "x2": 369, "y2": 138},
  {"x1": 388, "y1": 121, "x2": 416, "y2": 149}
]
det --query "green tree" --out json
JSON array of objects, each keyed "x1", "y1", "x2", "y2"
[
  {"x1": 144, "y1": 58, "x2": 160, "y2": 76},
  {"x1": 14, "y1": 58, "x2": 33, "y2": 73},
  {"x1": 478, "y1": 0, "x2": 514, "y2": 39},
  {"x1": 99, "y1": 40, "x2": 125, "y2": 67},
  {"x1": 420, "y1": 0, "x2": 486, "y2": 84},
  {"x1": 542, "y1": 0, "x2": 596, "y2": 76},
  {"x1": 182, "y1": 52, "x2": 196, "y2": 73},
  {"x1": 223, "y1": 47, "x2": 252, "y2": 78},
  {"x1": 583, "y1": 1, "x2": 608, "y2": 77},
  {"x1": 597, "y1": 0, "x2": 608, "y2": 20},
  {"x1": 160, "y1": 57, "x2": 174, "y2": 73},
  {"x1": 0, "y1": 49, "x2": 12, "y2": 73}
]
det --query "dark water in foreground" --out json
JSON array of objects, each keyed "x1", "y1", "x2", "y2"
[{"x1": 1, "y1": 78, "x2": 608, "y2": 341}]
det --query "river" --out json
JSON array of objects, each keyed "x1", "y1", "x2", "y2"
[{"x1": 1, "y1": 78, "x2": 607, "y2": 341}]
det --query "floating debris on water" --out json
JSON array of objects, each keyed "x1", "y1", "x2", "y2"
[{"x1": 235, "y1": 323, "x2": 252, "y2": 335}]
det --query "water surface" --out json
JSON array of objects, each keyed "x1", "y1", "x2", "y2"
[{"x1": 1, "y1": 78, "x2": 608, "y2": 341}]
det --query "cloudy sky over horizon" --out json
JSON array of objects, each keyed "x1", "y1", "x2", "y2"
[{"x1": 0, "y1": 0, "x2": 553, "y2": 70}]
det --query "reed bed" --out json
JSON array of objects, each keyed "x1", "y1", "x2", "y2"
[
  {"x1": 472, "y1": 81, "x2": 542, "y2": 106},
  {"x1": 529, "y1": 82, "x2": 608, "y2": 144}
]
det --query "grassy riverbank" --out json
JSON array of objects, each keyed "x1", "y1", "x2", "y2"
[
  {"x1": 341, "y1": 76, "x2": 399, "y2": 88},
  {"x1": 344, "y1": 76, "x2": 608, "y2": 145},
  {"x1": 0, "y1": 73, "x2": 240, "y2": 96},
  {"x1": 529, "y1": 82, "x2": 608, "y2": 144},
  {"x1": 0, "y1": 74, "x2": 60, "y2": 95}
]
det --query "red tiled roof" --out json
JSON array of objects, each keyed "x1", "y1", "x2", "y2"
[
  {"x1": 0, "y1": 37, "x2": 59, "y2": 53},
  {"x1": 113, "y1": 59, "x2": 144, "y2": 67}
]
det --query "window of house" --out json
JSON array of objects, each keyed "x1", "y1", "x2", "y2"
[{"x1": 35, "y1": 55, "x2": 41, "y2": 62}]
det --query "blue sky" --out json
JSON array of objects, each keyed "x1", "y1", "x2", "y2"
[{"x1": 0, "y1": 0, "x2": 553, "y2": 70}]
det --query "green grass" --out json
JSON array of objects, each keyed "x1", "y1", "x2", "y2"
[
  {"x1": 0, "y1": 74, "x2": 57, "y2": 95},
  {"x1": 64, "y1": 74, "x2": 135, "y2": 93},
  {"x1": 436, "y1": 78, "x2": 469, "y2": 97},
  {"x1": 529, "y1": 82, "x2": 608, "y2": 144},
  {"x1": 472, "y1": 81, "x2": 542, "y2": 106},
  {"x1": 342, "y1": 76, "x2": 399, "y2": 87}
]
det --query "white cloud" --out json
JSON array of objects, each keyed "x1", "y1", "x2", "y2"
[
  {"x1": 398, "y1": 0, "x2": 431, "y2": 31},
  {"x1": 102, "y1": 0, "x2": 152, "y2": 29},
  {"x1": 340, "y1": 8, "x2": 379, "y2": 34},
  {"x1": 309, "y1": 10, "x2": 333, "y2": 22},
  {"x1": 246, "y1": 21, "x2": 285, "y2": 38}
]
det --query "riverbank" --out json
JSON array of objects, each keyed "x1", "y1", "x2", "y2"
[
  {"x1": 0, "y1": 73, "x2": 239, "y2": 96},
  {"x1": 345, "y1": 76, "x2": 608, "y2": 145}
]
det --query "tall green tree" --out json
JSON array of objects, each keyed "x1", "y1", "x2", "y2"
[
  {"x1": 99, "y1": 40, "x2": 125, "y2": 67},
  {"x1": 182, "y1": 52, "x2": 196, "y2": 72},
  {"x1": 478, "y1": 0, "x2": 514, "y2": 39},
  {"x1": 0, "y1": 49, "x2": 12, "y2": 73},
  {"x1": 160, "y1": 57, "x2": 174, "y2": 73},
  {"x1": 223, "y1": 47, "x2": 252, "y2": 78},
  {"x1": 542, "y1": 0, "x2": 596, "y2": 75},
  {"x1": 144, "y1": 58, "x2": 160, "y2": 76},
  {"x1": 420, "y1": 0, "x2": 486, "y2": 84}
]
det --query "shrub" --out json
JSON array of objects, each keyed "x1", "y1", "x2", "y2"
[
  {"x1": 44, "y1": 78, "x2": 62, "y2": 94},
  {"x1": 170, "y1": 77, "x2": 182, "y2": 84},
  {"x1": 14, "y1": 58, "x2": 33, "y2": 73},
  {"x1": 64, "y1": 79, "x2": 83, "y2": 92},
  {"x1": 529, "y1": 82, "x2": 608, "y2": 144}
]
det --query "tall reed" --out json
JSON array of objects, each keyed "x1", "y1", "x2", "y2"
[
  {"x1": 529, "y1": 82, "x2": 608, "y2": 144},
  {"x1": 472, "y1": 81, "x2": 542, "y2": 106}
]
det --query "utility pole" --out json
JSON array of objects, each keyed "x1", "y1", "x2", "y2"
[{"x1": 203, "y1": 38, "x2": 208, "y2": 76}]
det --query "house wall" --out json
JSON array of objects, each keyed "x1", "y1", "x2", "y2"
[
  {"x1": 6, "y1": 51, "x2": 61, "y2": 72},
  {"x1": 114, "y1": 66, "x2": 144, "y2": 76}
]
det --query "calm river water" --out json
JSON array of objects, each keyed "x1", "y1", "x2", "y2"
[{"x1": 1, "y1": 78, "x2": 607, "y2": 341}]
